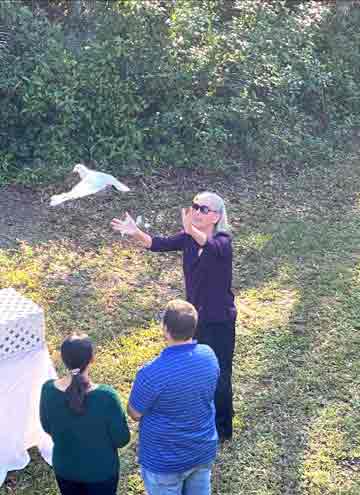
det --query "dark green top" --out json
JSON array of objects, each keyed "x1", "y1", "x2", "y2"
[{"x1": 40, "y1": 380, "x2": 130, "y2": 483}]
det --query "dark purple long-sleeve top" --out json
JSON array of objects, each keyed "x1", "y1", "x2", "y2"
[{"x1": 150, "y1": 231, "x2": 237, "y2": 323}]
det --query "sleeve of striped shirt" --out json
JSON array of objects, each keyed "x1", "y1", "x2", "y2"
[
  {"x1": 129, "y1": 368, "x2": 159, "y2": 415},
  {"x1": 150, "y1": 232, "x2": 186, "y2": 252}
]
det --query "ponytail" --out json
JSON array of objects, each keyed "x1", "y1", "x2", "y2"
[
  {"x1": 65, "y1": 370, "x2": 91, "y2": 415},
  {"x1": 60, "y1": 335, "x2": 94, "y2": 415}
]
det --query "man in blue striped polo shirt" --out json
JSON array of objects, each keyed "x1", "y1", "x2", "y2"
[{"x1": 128, "y1": 299, "x2": 220, "y2": 495}]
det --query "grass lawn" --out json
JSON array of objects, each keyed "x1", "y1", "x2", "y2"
[{"x1": 1, "y1": 159, "x2": 360, "y2": 494}]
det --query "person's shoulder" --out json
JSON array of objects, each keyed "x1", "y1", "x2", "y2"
[
  {"x1": 93, "y1": 385, "x2": 125, "y2": 408},
  {"x1": 137, "y1": 354, "x2": 163, "y2": 377},
  {"x1": 196, "y1": 342, "x2": 216, "y2": 354},
  {"x1": 95, "y1": 383, "x2": 115, "y2": 392},
  {"x1": 214, "y1": 231, "x2": 232, "y2": 241},
  {"x1": 194, "y1": 344, "x2": 219, "y2": 378},
  {"x1": 131, "y1": 356, "x2": 164, "y2": 396},
  {"x1": 40, "y1": 379, "x2": 57, "y2": 401},
  {"x1": 42, "y1": 378, "x2": 56, "y2": 391},
  {"x1": 195, "y1": 343, "x2": 219, "y2": 362},
  {"x1": 94, "y1": 384, "x2": 120, "y2": 398}
]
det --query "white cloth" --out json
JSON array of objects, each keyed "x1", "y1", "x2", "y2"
[
  {"x1": 0, "y1": 288, "x2": 45, "y2": 360},
  {"x1": 0, "y1": 346, "x2": 57, "y2": 486}
]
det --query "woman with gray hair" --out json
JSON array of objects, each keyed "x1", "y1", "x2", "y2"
[{"x1": 111, "y1": 191, "x2": 237, "y2": 441}]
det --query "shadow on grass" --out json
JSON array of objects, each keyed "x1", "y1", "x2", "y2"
[
  {"x1": 214, "y1": 162, "x2": 360, "y2": 494},
  {"x1": 3, "y1": 162, "x2": 360, "y2": 494}
]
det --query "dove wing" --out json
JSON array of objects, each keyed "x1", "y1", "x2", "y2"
[
  {"x1": 65, "y1": 176, "x2": 104, "y2": 200},
  {"x1": 50, "y1": 193, "x2": 71, "y2": 206},
  {"x1": 50, "y1": 177, "x2": 104, "y2": 206},
  {"x1": 93, "y1": 171, "x2": 130, "y2": 192},
  {"x1": 110, "y1": 177, "x2": 130, "y2": 192}
]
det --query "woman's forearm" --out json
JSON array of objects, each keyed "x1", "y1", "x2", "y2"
[
  {"x1": 187, "y1": 225, "x2": 207, "y2": 246},
  {"x1": 134, "y1": 229, "x2": 152, "y2": 248}
]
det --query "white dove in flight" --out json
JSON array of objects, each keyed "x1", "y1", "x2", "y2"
[{"x1": 50, "y1": 163, "x2": 130, "y2": 206}]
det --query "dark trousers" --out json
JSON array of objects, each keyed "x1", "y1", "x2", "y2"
[
  {"x1": 196, "y1": 320, "x2": 235, "y2": 440},
  {"x1": 56, "y1": 475, "x2": 118, "y2": 495}
]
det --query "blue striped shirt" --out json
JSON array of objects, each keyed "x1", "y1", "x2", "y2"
[{"x1": 129, "y1": 342, "x2": 220, "y2": 473}]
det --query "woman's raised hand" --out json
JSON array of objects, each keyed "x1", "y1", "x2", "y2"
[
  {"x1": 181, "y1": 207, "x2": 193, "y2": 235},
  {"x1": 111, "y1": 212, "x2": 139, "y2": 236}
]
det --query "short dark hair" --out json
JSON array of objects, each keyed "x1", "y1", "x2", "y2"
[{"x1": 163, "y1": 299, "x2": 198, "y2": 341}]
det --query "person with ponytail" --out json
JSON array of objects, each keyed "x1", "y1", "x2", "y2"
[
  {"x1": 40, "y1": 334, "x2": 130, "y2": 495},
  {"x1": 111, "y1": 191, "x2": 237, "y2": 442}
]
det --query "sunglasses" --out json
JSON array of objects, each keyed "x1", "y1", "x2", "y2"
[{"x1": 191, "y1": 202, "x2": 217, "y2": 215}]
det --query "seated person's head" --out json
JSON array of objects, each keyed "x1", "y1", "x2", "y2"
[{"x1": 163, "y1": 299, "x2": 198, "y2": 342}]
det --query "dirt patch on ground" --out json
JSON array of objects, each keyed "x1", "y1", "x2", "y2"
[
  {"x1": 2, "y1": 160, "x2": 355, "y2": 252},
  {"x1": 0, "y1": 185, "x2": 125, "y2": 249},
  {"x1": 0, "y1": 185, "x2": 49, "y2": 248},
  {"x1": 0, "y1": 169, "x2": 255, "y2": 250}
]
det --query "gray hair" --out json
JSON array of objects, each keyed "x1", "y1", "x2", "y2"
[{"x1": 194, "y1": 191, "x2": 230, "y2": 234}]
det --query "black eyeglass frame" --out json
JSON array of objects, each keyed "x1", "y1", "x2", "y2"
[{"x1": 191, "y1": 202, "x2": 218, "y2": 215}]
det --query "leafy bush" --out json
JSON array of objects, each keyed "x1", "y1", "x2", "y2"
[
  {"x1": 167, "y1": 0, "x2": 356, "y2": 168},
  {"x1": 0, "y1": 0, "x2": 359, "y2": 183},
  {"x1": 0, "y1": 3, "x2": 65, "y2": 180}
]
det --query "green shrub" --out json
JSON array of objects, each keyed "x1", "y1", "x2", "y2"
[
  {"x1": 0, "y1": 4, "x2": 65, "y2": 179},
  {"x1": 171, "y1": 0, "x2": 354, "y2": 168},
  {"x1": 0, "y1": 0, "x2": 359, "y2": 183}
]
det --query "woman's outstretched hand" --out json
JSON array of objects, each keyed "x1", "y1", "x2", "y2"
[
  {"x1": 111, "y1": 212, "x2": 139, "y2": 236},
  {"x1": 111, "y1": 212, "x2": 152, "y2": 248}
]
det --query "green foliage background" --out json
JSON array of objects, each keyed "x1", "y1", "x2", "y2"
[{"x1": 1, "y1": 0, "x2": 359, "y2": 182}]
